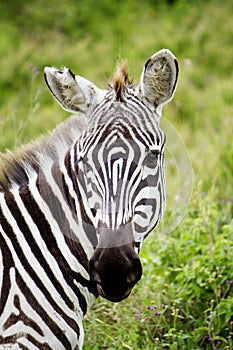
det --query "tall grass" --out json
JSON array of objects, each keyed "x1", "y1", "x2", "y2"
[{"x1": 0, "y1": 0, "x2": 232, "y2": 348}]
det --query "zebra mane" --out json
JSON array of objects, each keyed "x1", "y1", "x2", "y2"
[
  {"x1": 0, "y1": 114, "x2": 87, "y2": 191},
  {"x1": 0, "y1": 138, "x2": 45, "y2": 192},
  {"x1": 111, "y1": 60, "x2": 134, "y2": 101}
]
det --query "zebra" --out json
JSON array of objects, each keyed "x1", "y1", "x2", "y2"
[{"x1": 0, "y1": 49, "x2": 178, "y2": 349}]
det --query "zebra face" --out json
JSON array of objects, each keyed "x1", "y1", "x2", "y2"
[
  {"x1": 74, "y1": 112, "x2": 166, "y2": 301},
  {"x1": 44, "y1": 49, "x2": 178, "y2": 302},
  {"x1": 76, "y1": 123, "x2": 166, "y2": 231}
]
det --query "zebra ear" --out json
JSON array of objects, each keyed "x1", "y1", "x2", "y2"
[
  {"x1": 138, "y1": 49, "x2": 178, "y2": 113},
  {"x1": 44, "y1": 67, "x2": 106, "y2": 114}
]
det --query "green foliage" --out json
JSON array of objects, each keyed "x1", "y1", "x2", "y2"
[{"x1": 0, "y1": 0, "x2": 232, "y2": 348}]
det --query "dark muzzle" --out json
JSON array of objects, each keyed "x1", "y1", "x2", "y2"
[{"x1": 89, "y1": 243, "x2": 142, "y2": 302}]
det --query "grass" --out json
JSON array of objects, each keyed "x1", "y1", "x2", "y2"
[{"x1": 0, "y1": 0, "x2": 233, "y2": 348}]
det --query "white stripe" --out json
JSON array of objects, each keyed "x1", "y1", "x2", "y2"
[{"x1": 112, "y1": 158, "x2": 123, "y2": 196}]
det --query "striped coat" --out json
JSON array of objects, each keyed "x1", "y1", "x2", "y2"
[{"x1": 0, "y1": 49, "x2": 178, "y2": 349}]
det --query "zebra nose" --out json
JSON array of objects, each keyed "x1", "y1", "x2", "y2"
[{"x1": 89, "y1": 245, "x2": 142, "y2": 302}]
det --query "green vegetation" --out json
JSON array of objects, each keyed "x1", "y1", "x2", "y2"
[{"x1": 0, "y1": 0, "x2": 232, "y2": 348}]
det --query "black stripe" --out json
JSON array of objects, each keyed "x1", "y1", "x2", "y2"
[
  {"x1": 3, "y1": 191, "x2": 80, "y2": 337},
  {"x1": 171, "y1": 59, "x2": 179, "y2": 95},
  {"x1": 61, "y1": 171, "x2": 77, "y2": 215},
  {"x1": 0, "y1": 211, "x2": 14, "y2": 316},
  {"x1": 65, "y1": 153, "x2": 98, "y2": 250}
]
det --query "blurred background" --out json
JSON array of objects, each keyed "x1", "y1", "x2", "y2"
[{"x1": 0, "y1": 1, "x2": 232, "y2": 348}]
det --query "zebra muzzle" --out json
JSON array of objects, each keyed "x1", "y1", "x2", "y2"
[{"x1": 89, "y1": 243, "x2": 142, "y2": 302}]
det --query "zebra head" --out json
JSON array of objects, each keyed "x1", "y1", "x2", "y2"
[{"x1": 44, "y1": 49, "x2": 178, "y2": 302}]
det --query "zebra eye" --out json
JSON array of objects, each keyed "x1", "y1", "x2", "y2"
[
  {"x1": 90, "y1": 208, "x2": 97, "y2": 217},
  {"x1": 144, "y1": 149, "x2": 160, "y2": 168},
  {"x1": 77, "y1": 156, "x2": 84, "y2": 164}
]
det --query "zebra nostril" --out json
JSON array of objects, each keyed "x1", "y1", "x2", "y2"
[
  {"x1": 127, "y1": 270, "x2": 136, "y2": 284},
  {"x1": 127, "y1": 257, "x2": 142, "y2": 285}
]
